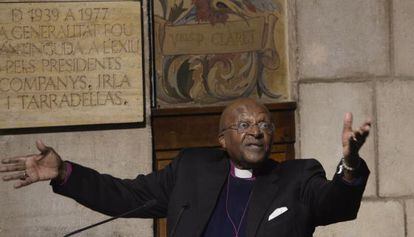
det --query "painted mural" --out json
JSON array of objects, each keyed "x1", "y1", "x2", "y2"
[{"x1": 153, "y1": 0, "x2": 288, "y2": 106}]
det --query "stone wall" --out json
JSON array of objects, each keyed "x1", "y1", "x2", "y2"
[
  {"x1": 295, "y1": 0, "x2": 413, "y2": 236},
  {"x1": 0, "y1": 0, "x2": 154, "y2": 236}
]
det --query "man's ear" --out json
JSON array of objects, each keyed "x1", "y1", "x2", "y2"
[{"x1": 218, "y1": 134, "x2": 226, "y2": 149}]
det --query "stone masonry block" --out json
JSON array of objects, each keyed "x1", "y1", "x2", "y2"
[
  {"x1": 377, "y1": 80, "x2": 414, "y2": 196},
  {"x1": 394, "y1": 0, "x2": 414, "y2": 76},
  {"x1": 408, "y1": 199, "x2": 414, "y2": 237},
  {"x1": 314, "y1": 201, "x2": 405, "y2": 237},
  {"x1": 299, "y1": 82, "x2": 376, "y2": 196},
  {"x1": 297, "y1": 0, "x2": 389, "y2": 79}
]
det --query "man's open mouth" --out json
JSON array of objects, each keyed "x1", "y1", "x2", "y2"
[{"x1": 245, "y1": 142, "x2": 264, "y2": 148}]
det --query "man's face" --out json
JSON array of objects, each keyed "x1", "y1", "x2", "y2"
[{"x1": 219, "y1": 103, "x2": 274, "y2": 169}]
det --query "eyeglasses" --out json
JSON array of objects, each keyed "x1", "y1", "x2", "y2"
[{"x1": 222, "y1": 121, "x2": 275, "y2": 134}]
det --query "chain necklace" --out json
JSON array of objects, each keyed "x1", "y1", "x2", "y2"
[{"x1": 225, "y1": 173, "x2": 254, "y2": 237}]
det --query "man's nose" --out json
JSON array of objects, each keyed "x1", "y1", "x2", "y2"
[{"x1": 248, "y1": 124, "x2": 263, "y2": 138}]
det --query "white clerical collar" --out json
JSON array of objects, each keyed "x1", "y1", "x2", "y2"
[
  {"x1": 230, "y1": 161, "x2": 254, "y2": 179},
  {"x1": 234, "y1": 167, "x2": 254, "y2": 178}
]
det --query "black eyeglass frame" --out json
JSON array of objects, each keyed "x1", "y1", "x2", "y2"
[{"x1": 221, "y1": 121, "x2": 275, "y2": 135}]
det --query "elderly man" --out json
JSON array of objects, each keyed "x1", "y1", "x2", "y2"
[{"x1": 0, "y1": 98, "x2": 371, "y2": 237}]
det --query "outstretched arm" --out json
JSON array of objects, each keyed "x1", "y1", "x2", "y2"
[
  {"x1": 1, "y1": 140, "x2": 178, "y2": 218},
  {"x1": 301, "y1": 113, "x2": 371, "y2": 226}
]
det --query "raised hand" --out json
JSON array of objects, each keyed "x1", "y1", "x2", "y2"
[
  {"x1": 0, "y1": 140, "x2": 65, "y2": 189},
  {"x1": 341, "y1": 113, "x2": 371, "y2": 179}
]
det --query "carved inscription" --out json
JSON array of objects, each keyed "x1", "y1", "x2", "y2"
[{"x1": 0, "y1": 2, "x2": 143, "y2": 129}]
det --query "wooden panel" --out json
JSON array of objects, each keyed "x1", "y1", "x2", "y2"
[
  {"x1": 156, "y1": 218, "x2": 167, "y2": 237},
  {"x1": 152, "y1": 114, "x2": 221, "y2": 150},
  {"x1": 285, "y1": 144, "x2": 295, "y2": 161},
  {"x1": 156, "y1": 150, "x2": 181, "y2": 160},
  {"x1": 272, "y1": 111, "x2": 295, "y2": 144},
  {"x1": 157, "y1": 159, "x2": 172, "y2": 170}
]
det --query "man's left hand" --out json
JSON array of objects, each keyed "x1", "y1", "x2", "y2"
[{"x1": 341, "y1": 112, "x2": 371, "y2": 180}]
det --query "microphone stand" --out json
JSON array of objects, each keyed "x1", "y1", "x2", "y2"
[{"x1": 64, "y1": 200, "x2": 157, "y2": 237}]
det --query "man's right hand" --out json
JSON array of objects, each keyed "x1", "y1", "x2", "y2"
[{"x1": 0, "y1": 140, "x2": 65, "y2": 189}]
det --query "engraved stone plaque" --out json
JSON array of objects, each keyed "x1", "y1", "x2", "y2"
[{"x1": 0, "y1": 1, "x2": 144, "y2": 129}]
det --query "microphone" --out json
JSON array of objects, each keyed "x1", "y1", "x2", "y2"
[
  {"x1": 170, "y1": 202, "x2": 190, "y2": 237},
  {"x1": 63, "y1": 199, "x2": 157, "y2": 237}
]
